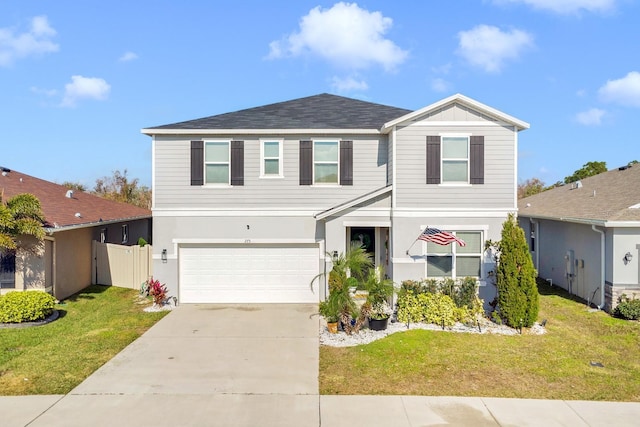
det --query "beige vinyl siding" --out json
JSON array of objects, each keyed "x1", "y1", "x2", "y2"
[
  {"x1": 154, "y1": 135, "x2": 389, "y2": 209},
  {"x1": 394, "y1": 123, "x2": 515, "y2": 209}
]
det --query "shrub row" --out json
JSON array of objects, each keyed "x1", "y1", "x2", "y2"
[
  {"x1": 0, "y1": 291, "x2": 56, "y2": 323},
  {"x1": 396, "y1": 278, "x2": 484, "y2": 326}
]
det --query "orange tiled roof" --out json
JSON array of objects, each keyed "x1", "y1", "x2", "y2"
[{"x1": 0, "y1": 168, "x2": 150, "y2": 230}]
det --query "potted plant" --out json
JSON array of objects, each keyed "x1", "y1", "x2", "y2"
[
  {"x1": 315, "y1": 244, "x2": 373, "y2": 333},
  {"x1": 364, "y1": 266, "x2": 395, "y2": 330}
]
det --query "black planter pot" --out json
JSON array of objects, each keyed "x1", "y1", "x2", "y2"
[{"x1": 368, "y1": 317, "x2": 389, "y2": 331}]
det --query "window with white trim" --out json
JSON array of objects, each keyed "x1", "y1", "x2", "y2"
[
  {"x1": 314, "y1": 140, "x2": 339, "y2": 184},
  {"x1": 121, "y1": 224, "x2": 129, "y2": 244},
  {"x1": 261, "y1": 140, "x2": 283, "y2": 177},
  {"x1": 425, "y1": 231, "x2": 482, "y2": 278},
  {"x1": 442, "y1": 136, "x2": 469, "y2": 183},
  {"x1": 205, "y1": 141, "x2": 230, "y2": 184}
]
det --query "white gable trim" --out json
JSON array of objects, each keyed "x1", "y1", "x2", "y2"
[
  {"x1": 314, "y1": 185, "x2": 392, "y2": 220},
  {"x1": 380, "y1": 93, "x2": 529, "y2": 133}
]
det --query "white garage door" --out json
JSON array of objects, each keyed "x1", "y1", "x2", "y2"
[{"x1": 179, "y1": 245, "x2": 320, "y2": 303}]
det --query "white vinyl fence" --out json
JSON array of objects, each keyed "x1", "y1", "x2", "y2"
[{"x1": 92, "y1": 241, "x2": 152, "y2": 290}]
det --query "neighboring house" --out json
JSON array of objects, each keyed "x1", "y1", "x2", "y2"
[
  {"x1": 0, "y1": 168, "x2": 152, "y2": 299},
  {"x1": 143, "y1": 93, "x2": 528, "y2": 304},
  {"x1": 519, "y1": 165, "x2": 640, "y2": 312}
]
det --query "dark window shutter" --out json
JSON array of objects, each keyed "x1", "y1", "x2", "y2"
[
  {"x1": 230, "y1": 140, "x2": 244, "y2": 186},
  {"x1": 426, "y1": 136, "x2": 441, "y2": 184},
  {"x1": 340, "y1": 140, "x2": 353, "y2": 186},
  {"x1": 190, "y1": 140, "x2": 204, "y2": 186},
  {"x1": 299, "y1": 140, "x2": 312, "y2": 185},
  {"x1": 470, "y1": 136, "x2": 484, "y2": 184}
]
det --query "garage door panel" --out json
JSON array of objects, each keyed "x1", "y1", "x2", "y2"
[{"x1": 179, "y1": 245, "x2": 319, "y2": 303}]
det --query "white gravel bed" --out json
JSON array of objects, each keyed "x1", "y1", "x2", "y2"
[{"x1": 320, "y1": 318, "x2": 546, "y2": 347}]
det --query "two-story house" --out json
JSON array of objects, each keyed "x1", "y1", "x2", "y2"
[{"x1": 143, "y1": 93, "x2": 528, "y2": 304}]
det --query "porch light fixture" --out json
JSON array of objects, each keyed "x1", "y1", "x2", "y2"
[
  {"x1": 161, "y1": 249, "x2": 168, "y2": 263},
  {"x1": 624, "y1": 252, "x2": 633, "y2": 264},
  {"x1": 332, "y1": 251, "x2": 339, "y2": 261}
]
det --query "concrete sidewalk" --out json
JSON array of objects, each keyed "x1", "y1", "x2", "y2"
[
  {"x1": 3, "y1": 304, "x2": 640, "y2": 426},
  {"x1": 4, "y1": 393, "x2": 640, "y2": 426}
]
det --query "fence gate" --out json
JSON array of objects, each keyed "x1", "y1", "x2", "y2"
[{"x1": 92, "y1": 241, "x2": 152, "y2": 289}]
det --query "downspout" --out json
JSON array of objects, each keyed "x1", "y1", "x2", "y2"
[{"x1": 591, "y1": 225, "x2": 605, "y2": 310}]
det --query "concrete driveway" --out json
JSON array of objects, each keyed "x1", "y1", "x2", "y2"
[{"x1": 26, "y1": 304, "x2": 320, "y2": 427}]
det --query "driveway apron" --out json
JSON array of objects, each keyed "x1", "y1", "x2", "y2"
[{"x1": 28, "y1": 304, "x2": 320, "y2": 427}]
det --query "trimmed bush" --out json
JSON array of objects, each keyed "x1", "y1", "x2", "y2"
[
  {"x1": 0, "y1": 291, "x2": 56, "y2": 323},
  {"x1": 397, "y1": 291, "x2": 457, "y2": 326},
  {"x1": 495, "y1": 214, "x2": 539, "y2": 328},
  {"x1": 614, "y1": 296, "x2": 640, "y2": 320}
]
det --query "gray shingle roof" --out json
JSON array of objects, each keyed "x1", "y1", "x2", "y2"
[
  {"x1": 149, "y1": 93, "x2": 412, "y2": 130},
  {"x1": 518, "y1": 165, "x2": 640, "y2": 222}
]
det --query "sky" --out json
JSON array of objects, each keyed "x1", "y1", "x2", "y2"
[{"x1": 2, "y1": 0, "x2": 639, "y2": 188}]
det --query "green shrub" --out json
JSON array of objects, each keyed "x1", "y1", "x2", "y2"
[
  {"x1": 397, "y1": 291, "x2": 457, "y2": 326},
  {"x1": 0, "y1": 291, "x2": 56, "y2": 323},
  {"x1": 495, "y1": 214, "x2": 539, "y2": 328},
  {"x1": 614, "y1": 295, "x2": 640, "y2": 320}
]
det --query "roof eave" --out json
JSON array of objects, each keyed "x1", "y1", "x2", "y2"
[
  {"x1": 314, "y1": 185, "x2": 392, "y2": 220},
  {"x1": 518, "y1": 213, "x2": 640, "y2": 228},
  {"x1": 44, "y1": 214, "x2": 151, "y2": 234},
  {"x1": 380, "y1": 93, "x2": 530, "y2": 133},
  {"x1": 142, "y1": 128, "x2": 382, "y2": 136}
]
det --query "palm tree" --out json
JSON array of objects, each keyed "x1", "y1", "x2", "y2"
[{"x1": 0, "y1": 193, "x2": 45, "y2": 250}]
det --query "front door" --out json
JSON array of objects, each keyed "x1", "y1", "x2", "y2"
[{"x1": 350, "y1": 227, "x2": 375, "y2": 254}]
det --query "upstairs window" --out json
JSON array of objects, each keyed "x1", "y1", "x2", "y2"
[
  {"x1": 299, "y1": 140, "x2": 352, "y2": 186},
  {"x1": 205, "y1": 141, "x2": 230, "y2": 184},
  {"x1": 426, "y1": 135, "x2": 484, "y2": 185},
  {"x1": 442, "y1": 137, "x2": 468, "y2": 183},
  {"x1": 191, "y1": 140, "x2": 243, "y2": 186},
  {"x1": 314, "y1": 141, "x2": 339, "y2": 184},
  {"x1": 261, "y1": 140, "x2": 283, "y2": 177}
]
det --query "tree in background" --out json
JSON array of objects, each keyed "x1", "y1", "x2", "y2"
[
  {"x1": 517, "y1": 178, "x2": 546, "y2": 199},
  {"x1": 61, "y1": 181, "x2": 88, "y2": 192},
  {"x1": 63, "y1": 170, "x2": 152, "y2": 209},
  {"x1": 564, "y1": 161, "x2": 607, "y2": 184},
  {"x1": 0, "y1": 193, "x2": 45, "y2": 250},
  {"x1": 494, "y1": 214, "x2": 539, "y2": 328}
]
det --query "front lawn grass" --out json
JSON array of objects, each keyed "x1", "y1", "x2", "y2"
[
  {"x1": 0, "y1": 285, "x2": 168, "y2": 395},
  {"x1": 320, "y1": 281, "x2": 640, "y2": 401}
]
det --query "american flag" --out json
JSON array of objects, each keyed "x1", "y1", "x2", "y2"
[{"x1": 417, "y1": 227, "x2": 466, "y2": 247}]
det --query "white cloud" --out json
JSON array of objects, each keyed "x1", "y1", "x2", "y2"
[
  {"x1": 598, "y1": 71, "x2": 640, "y2": 107},
  {"x1": 576, "y1": 89, "x2": 587, "y2": 97},
  {"x1": 330, "y1": 76, "x2": 369, "y2": 92},
  {"x1": 61, "y1": 75, "x2": 111, "y2": 107},
  {"x1": 267, "y1": 2, "x2": 408, "y2": 72},
  {"x1": 494, "y1": 0, "x2": 616, "y2": 14},
  {"x1": 431, "y1": 78, "x2": 451, "y2": 93},
  {"x1": 575, "y1": 108, "x2": 606, "y2": 125},
  {"x1": 457, "y1": 25, "x2": 533, "y2": 73},
  {"x1": 118, "y1": 51, "x2": 138, "y2": 62},
  {"x1": 0, "y1": 15, "x2": 59, "y2": 66},
  {"x1": 30, "y1": 86, "x2": 58, "y2": 97}
]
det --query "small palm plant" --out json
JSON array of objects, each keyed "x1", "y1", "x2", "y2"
[
  {"x1": 364, "y1": 266, "x2": 395, "y2": 320},
  {"x1": 315, "y1": 243, "x2": 374, "y2": 334},
  {"x1": 0, "y1": 193, "x2": 45, "y2": 251}
]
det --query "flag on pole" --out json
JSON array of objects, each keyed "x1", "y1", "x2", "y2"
[{"x1": 417, "y1": 227, "x2": 466, "y2": 247}]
